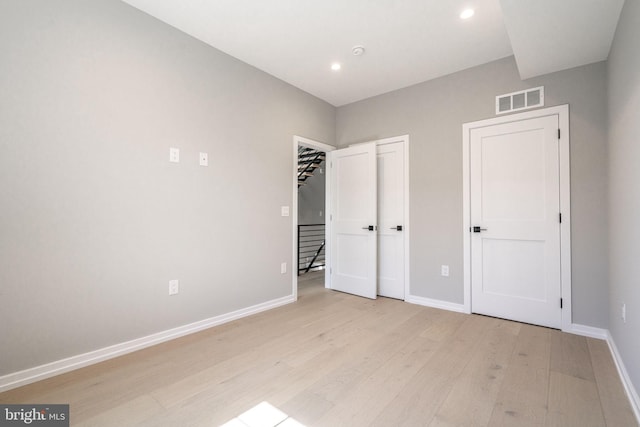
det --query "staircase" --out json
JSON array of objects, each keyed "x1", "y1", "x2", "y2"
[{"x1": 298, "y1": 147, "x2": 325, "y2": 187}]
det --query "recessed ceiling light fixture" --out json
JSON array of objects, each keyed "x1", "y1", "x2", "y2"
[
  {"x1": 331, "y1": 63, "x2": 341, "y2": 71},
  {"x1": 460, "y1": 8, "x2": 475, "y2": 19}
]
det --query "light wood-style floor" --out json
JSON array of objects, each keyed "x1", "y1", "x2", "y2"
[{"x1": 1, "y1": 271, "x2": 637, "y2": 427}]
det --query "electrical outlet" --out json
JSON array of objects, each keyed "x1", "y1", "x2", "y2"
[
  {"x1": 199, "y1": 152, "x2": 208, "y2": 166},
  {"x1": 169, "y1": 279, "x2": 179, "y2": 295},
  {"x1": 169, "y1": 147, "x2": 179, "y2": 163},
  {"x1": 622, "y1": 303, "x2": 626, "y2": 323},
  {"x1": 281, "y1": 262, "x2": 287, "y2": 274},
  {"x1": 441, "y1": 265, "x2": 449, "y2": 277}
]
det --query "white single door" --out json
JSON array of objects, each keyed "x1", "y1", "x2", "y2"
[
  {"x1": 470, "y1": 115, "x2": 561, "y2": 328},
  {"x1": 377, "y1": 142, "x2": 405, "y2": 299},
  {"x1": 329, "y1": 143, "x2": 377, "y2": 299}
]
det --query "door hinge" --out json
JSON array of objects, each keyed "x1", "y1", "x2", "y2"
[
  {"x1": 559, "y1": 213, "x2": 562, "y2": 223},
  {"x1": 558, "y1": 129, "x2": 561, "y2": 139},
  {"x1": 560, "y1": 298, "x2": 563, "y2": 309}
]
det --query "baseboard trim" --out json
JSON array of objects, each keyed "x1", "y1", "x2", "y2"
[
  {"x1": 405, "y1": 295, "x2": 467, "y2": 313},
  {"x1": 566, "y1": 323, "x2": 608, "y2": 339},
  {"x1": 606, "y1": 331, "x2": 640, "y2": 424},
  {"x1": 0, "y1": 294, "x2": 295, "y2": 393}
]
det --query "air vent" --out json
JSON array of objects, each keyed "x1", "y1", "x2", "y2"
[{"x1": 496, "y1": 86, "x2": 544, "y2": 115}]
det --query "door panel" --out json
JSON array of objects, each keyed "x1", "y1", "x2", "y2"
[
  {"x1": 377, "y1": 142, "x2": 405, "y2": 299},
  {"x1": 471, "y1": 115, "x2": 561, "y2": 328},
  {"x1": 330, "y1": 143, "x2": 377, "y2": 299}
]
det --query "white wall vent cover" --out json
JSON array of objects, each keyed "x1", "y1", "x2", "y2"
[{"x1": 496, "y1": 86, "x2": 544, "y2": 115}]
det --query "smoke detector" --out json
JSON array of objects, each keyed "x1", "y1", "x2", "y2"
[{"x1": 352, "y1": 45, "x2": 365, "y2": 56}]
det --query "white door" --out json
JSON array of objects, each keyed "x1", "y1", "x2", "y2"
[
  {"x1": 329, "y1": 143, "x2": 377, "y2": 299},
  {"x1": 470, "y1": 115, "x2": 561, "y2": 328},
  {"x1": 377, "y1": 142, "x2": 405, "y2": 299}
]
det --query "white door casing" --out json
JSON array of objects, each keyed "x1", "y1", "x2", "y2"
[
  {"x1": 471, "y1": 115, "x2": 561, "y2": 328},
  {"x1": 377, "y1": 141, "x2": 406, "y2": 299},
  {"x1": 462, "y1": 105, "x2": 572, "y2": 332},
  {"x1": 329, "y1": 143, "x2": 378, "y2": 299}
]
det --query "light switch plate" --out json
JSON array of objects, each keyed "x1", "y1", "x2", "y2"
[
  {"x1": 281, "y1": 206, "x2": 290, "y2": 217},
  {"x1": 199, "y1": 152, "x2": 208, "y2": 166},
  {"x1": 169, "y1": 147, "x2": 180, "y2": 163}
]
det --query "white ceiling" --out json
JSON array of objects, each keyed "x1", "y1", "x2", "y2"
[
  {"x1": 121, "y1": 0, "x2": 624, "y2": 107},
  {"x1": 501, "y1": 0, "x2": 625, "y2": 80}
]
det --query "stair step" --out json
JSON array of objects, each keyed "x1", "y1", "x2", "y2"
[
  {"x1": 298, "y1": 155, "x2": 325, "y2": 162},
  {"x1": 298, "y1": 163, "x2": 320, "y2": 170}
]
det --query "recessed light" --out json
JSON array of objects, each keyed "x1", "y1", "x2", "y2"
[
  {"x1": 331, "y1": 63, "x2": 341, "y2": 71},
  {"x1": 460, "y1": 8, "x2": 475, "y2": 19}
]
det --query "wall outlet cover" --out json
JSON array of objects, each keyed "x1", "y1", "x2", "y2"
[
  {"x1": 169, "y1": 147, "x2": 180, "y2": 163},
  {"x1": 441, "y1": 265, "x2": 450, "y2": 277},
  {"x1": 169, "y1": 279, "x2": 179, "y2": 295}
]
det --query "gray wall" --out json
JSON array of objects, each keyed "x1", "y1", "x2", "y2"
[
  {"x1": 608, "y1": 0, "x2": 640, "y2": 398},
  {"x1": 298, "y1": 162, "x2": 326, "y2": 225},
  {"x1": 0, "y1": 0, "x2": 334, "y2": 375},
  {"x1": 336, "y1": 56, "x2": 609, "y2": 328}
]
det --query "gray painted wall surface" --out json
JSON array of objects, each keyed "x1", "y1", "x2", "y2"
[
  {"x1": 607, "y1": 0, "x2": 640, "y2": 398},
  {"x1": 298, "y1": 165, "x2": 326, "y2": 225},
  {"x1": 336, "y1": 56, "x2": 609, "y2": 328},
  {"x1": 0, "y1": 0, "x2": 334, "y2": 375}
]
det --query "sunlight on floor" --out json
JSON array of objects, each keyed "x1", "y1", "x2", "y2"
[{"x1": 219, "y1": 401, "x2": 306, "y2": 427}]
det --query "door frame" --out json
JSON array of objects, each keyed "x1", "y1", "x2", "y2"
[
  {"x1": 462, "y1": 105, "x2": 572, "y2": 331},
  {"x1": 292, "y1": 135, "x2": 336, "y2": 300},
  {"x1": 343, "y1": 135, "x2": 411, "y2": 300}
]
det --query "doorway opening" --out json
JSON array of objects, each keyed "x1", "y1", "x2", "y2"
[{"x1": 292, "y1": 136, "x2": 335, "y2": 300}]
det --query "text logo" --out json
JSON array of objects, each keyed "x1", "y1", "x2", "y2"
[{"x1": 0, "y1": 405, "x2": 69, "y2": 426}]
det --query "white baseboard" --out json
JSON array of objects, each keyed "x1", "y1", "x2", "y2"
[
  {"x1": 605, "y1": 331, "x2": 640, "y2": 424},
  {"x1": 566, "y1": 323, "x2": 608, "y2": 339},
  {"x1": 405, "y1": 295, "x2": 467, "y2": 313},
  {"x1": 0, "y1": 294, "x2": 295, "y2": 393}
]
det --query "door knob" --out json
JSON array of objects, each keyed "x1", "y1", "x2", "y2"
[
  {"x1": 390, "y1": 225, "x2": 403, "y2": 231},
  {"x1": 472, "y1": 226, "x2": 488, "y2": 233},
  {"x1": 362, "y1": 225, "x2": 374, "y2": 231}
]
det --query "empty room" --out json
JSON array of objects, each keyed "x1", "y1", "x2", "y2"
[{"x1": 1, "y1": 0, "x2": 639, "y2": 426}]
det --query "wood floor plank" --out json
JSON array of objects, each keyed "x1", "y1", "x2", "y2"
[
  {"x1": 429, "y1": 319, "x2": 521, "y2": 426},
  {"x1": 278, "y1": 301, "x2": 428, "y2": 426},
  {"x1": 370, "y1": 314, "x2": 497, "y2": 426},
  {"x1": 74, "y1": 395, "x2": 164, "y2": 427},
  {"x1": 546, "y1": 371, "x2": 605, "y2": 427},
  {"x1": 549, "y1": 330, "x2": 595, "y2": 381},
  {"x1": 587, "y1": 338, "x2": 638, "y2": 427},
  {"x1": 488, "y1": 324, "x2": 551, "y2": 427},
  {"x1": 312, "y1": 310, "x2": 451, "y2": 426}
]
